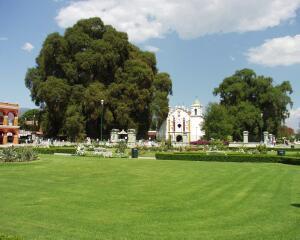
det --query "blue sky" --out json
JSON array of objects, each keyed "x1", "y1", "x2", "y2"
[{"x1": 1, "y1": 0, "x2": 300, "y2": 129}]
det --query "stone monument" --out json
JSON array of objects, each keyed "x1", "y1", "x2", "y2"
[
  {"x1": 243, "y1": 131, "x2": 249, "y2": 144},
  {"x1": 127, "y1": 129, "x2": 136, "y2": 147},
  {"x1": 263, "y1": 131, "x2": 269, "y2": 144},
  {"x1": 110, "y1": 129, "x2": 119, "y2": 143}
]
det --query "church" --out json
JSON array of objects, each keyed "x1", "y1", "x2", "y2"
[{"x1": 158, "y1": 99, "x2": 204, "y2": 144}]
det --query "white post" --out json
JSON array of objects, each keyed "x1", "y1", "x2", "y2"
[{"x1": 243, "y1": 131, "x2": 249, "y2": 144}]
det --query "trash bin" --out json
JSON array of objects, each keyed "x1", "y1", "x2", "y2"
[
  {"x1": 277, "y1": 150, "x2": 285, "y2": 156},
  {"x1": 131, "y1": 148, "x2": 138, "y2": 158}
]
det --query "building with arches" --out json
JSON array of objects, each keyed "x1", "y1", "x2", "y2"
[
  {"x1": 0, "y1": 102, "x2": 20, "y2": 145},
  {"x1": 158, "y1": 99, "x2": 204, "y2": 144}
]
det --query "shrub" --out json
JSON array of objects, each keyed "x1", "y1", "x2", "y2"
[
  {"x1": 17, "y1": 148, "x2": 38, "y2": 162},
  {"x1": 279, "y1": 157, "x2": 300, "y2": 165},
  {"x1": 155, "y1": 153, "x2": 281, "y2": 163},
  {"x1": 115, "y1": 141, "x2": 127, "y2": 154},
  {"x1": 256, "y1": 144, "x2": 268, "y2": 154},
  {"x1": 33, "y1": 147, "x2": 76, "y2": 155},
  {"x1": 0, "y1": 147, "x2": 18, "y2": 162},
  {"x1": 0, "y1": 147, "x2": 37, "y2": 162}
]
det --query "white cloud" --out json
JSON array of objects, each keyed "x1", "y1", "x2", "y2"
[
  {"x1": 286, "y1": 108, "x2": 300, "y2": 131},
  {"x1": 21, "y1": 42, "x2": 34, "y2": 52},
  {"x1": 246, "y1": 35, "x2": 300, "y2": 66},
  {"x1": 55, "y1": 0, "x2": 300, "y2": 43},
  {"x1": 144, "y1": 45, "x2": 159, "y2": 52},
  {"x1": 0, "y1": 37, "x2": 8, "y2": 41},
  {"x1": 229, "y1": 55, "x2": 235, "y2": 61}
]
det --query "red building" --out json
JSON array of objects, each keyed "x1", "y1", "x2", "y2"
[{"x1": 0, "y1": 102, "x2": 20, "y2": 144}]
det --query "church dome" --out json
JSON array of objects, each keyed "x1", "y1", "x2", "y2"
[{"x1": 192, "y1": 98, "x2": 201, "y2": 106}]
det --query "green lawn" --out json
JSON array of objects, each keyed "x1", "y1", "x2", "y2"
[{"x1": 0, "y1": 155, "x2": 300, "y2": 240}]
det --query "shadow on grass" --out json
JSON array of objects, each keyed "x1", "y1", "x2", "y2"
[{"x1": 291, "y1": 203, "x2": 300, "y2": 208}]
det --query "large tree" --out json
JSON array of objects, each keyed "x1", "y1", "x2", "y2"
[
  {"x1": 25, "y1": 18, "x2": 172, "y2": 140},
  {"x1": 204, "y1": 69, "x2": 293, "y2": 141}
]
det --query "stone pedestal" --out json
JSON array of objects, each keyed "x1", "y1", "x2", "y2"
[
  {"x1": 127, "y1": 129, "x2": 136, "y2": 146},
  {"x1": 263, "y1": 131, "x2": 269, "y2": 144},
  {"x1": 243, "y1": 131, "x2": 249, "y2": 144},
  {"x1": 110, "y1": 129, "x2": 119, "y2": 143}
]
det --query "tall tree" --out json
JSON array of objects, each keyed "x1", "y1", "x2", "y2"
[
  {"x1": 204, "y1": 69, "x2": 292, "y2": 140},
  {"x1": 202, "y1": 103, "x2": 234, "y2": 140},
  {"x1": 25, "y1": 18, "x2": 172, "y2": 140}
]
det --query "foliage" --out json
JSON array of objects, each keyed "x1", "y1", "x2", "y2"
[
  {"x1": 256, "y1": 144, "x2": 268, "y2": 154},
  {"x1": 115, "y1": 141, "x2": 127, "y2": 154},
  {"x1": 155, "y1": 152, "x2": 299, "y2": 164},
  {"x1": 25, "y1": 17, "x2": 172, "y2": 140},
  {"x1": 278, "y1": 125, "x2": 295, "y2": 140},
  {"x1": 202, "y1": 103, "x2": 234, "y2": 140},
  {"x1": 0, "y1": 147, "x2": 17, "y2": 162},
  {"x1": 19, "y1": 109, "x2": 41, "y2": 131},
  {"x1": 0, "y1": 147, "x2": 38, "y2": 162},
  {"x1": 209, "y1": 139, "x2": 228, "y2": 151},
  {"x1": 204, "y1": 69, "x2": 293, "y2": 141},
  {"x1": 33, "y1": 147, "x2": 76, "y2": 154},
  {"x1": 76, "y1": 145, "x2": 86, "y2": 156}
]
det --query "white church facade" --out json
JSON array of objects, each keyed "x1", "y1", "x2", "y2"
[{"x1": 158, "y1": 99, "x2": 204, "y2": 144}]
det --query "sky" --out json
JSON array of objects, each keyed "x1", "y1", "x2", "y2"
[{"x1": 0, "y1": 0, "x2": 300, "y2": 130}]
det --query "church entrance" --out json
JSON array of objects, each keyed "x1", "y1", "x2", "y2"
[{"x1": 176, "y1": 135, "x2": 183, "y2": 142}]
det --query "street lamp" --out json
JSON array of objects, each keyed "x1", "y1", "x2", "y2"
[
  {"x1": 100, "y1": 99, "x2": 104, "y2": 142},
  {"x1": 260, "y1": 112, "x2": 263, "y2": 143}
]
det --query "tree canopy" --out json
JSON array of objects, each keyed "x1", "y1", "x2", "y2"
[
  {"x1": 203, "y1": 69, "x2": 293, "y2": 141},
  {"x1": 25, "y1": 18, "x2": 172, "y2": 140}
]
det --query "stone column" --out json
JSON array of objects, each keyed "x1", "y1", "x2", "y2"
[
  {"x1": 263, "y1": 131, "x2": 269, "y2": 144},
  {"x1": 13, "y1": 134, "x2": 19, "y2": 144},
  {"x1": 3, "y1": 115, "x2": 8, "y2": 125},
  {"x1": 127, "y1": 129, "x2": 136, "y2": 147},
  {"x1": 13, "y1": 116, "x2": 18, "y2": 126},
  {"x1": 110, "y1": 129, "x2": 119, "y2": 143},
  {"x1": 3, "y1": 133, "x2": 8, "y2": 145},
  {"x1": 243, "y1": 131, "x2": 249, "y2": 144}
]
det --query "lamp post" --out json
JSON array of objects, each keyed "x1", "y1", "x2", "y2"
[
  {"x1": 260, "y1": 112, "x2": 263, "y2": 143},
  {"x1": 100, "y1": 99, "x2": 104, "y2": 142}
]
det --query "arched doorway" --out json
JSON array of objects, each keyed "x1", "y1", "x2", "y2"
[{"x1": 176, "y1": 135, "x2": 183, "y2": 142}]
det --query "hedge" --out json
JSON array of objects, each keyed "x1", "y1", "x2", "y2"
[
  {"x1": 33, "y1": 147, "x2": 76, "y2": 155},
  {"x1": 155, "y1": 153, "x2": 300, "y2": 165}
]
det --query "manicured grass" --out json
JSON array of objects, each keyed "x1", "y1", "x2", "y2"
[{"x1": 0, "y1": 155, "x2": 300, "y2": 239}]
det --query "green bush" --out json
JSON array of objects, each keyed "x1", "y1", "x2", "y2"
[
  {"x1": 33, "y1": 147, "x2": 76, "y2": 155},
  {"x1": 156, "y1": 152, "x2": 300, "y2": 166},
  {"x1": 17, "y1": 148, "x2": 38, "y2": 162},
  {"x1": 279, "y1": 157, "x2": 300, "y2": 165},
  {"x1": 115, "y1": 141, "x2": 127, "y2": 154},
  {"x1": 0, "y1": 147, "x2": 37, "y2": 162},
  {"x1": 256, "y1": 144, "x2": 268, "y2": 154},
  {"x1": 0, "y1": 147, "x2": 18, "y2": 162}
]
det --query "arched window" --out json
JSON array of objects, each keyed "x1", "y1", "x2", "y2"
[{"x1": 194, "y1": 109, "x2": 197, "y2": 116}]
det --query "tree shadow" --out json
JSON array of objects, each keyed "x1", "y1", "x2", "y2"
[{"x1": 291, "y1": 203, "x2": 300, "y2": 208}]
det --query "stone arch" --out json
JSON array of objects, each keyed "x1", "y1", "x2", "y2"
[{"x1": 7, "y1": 112, "x2": 15, "y2": 126}]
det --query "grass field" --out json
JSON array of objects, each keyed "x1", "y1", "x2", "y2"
[{"x1": 1, "y1": 155, "x2": 300, "y2": 240}]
